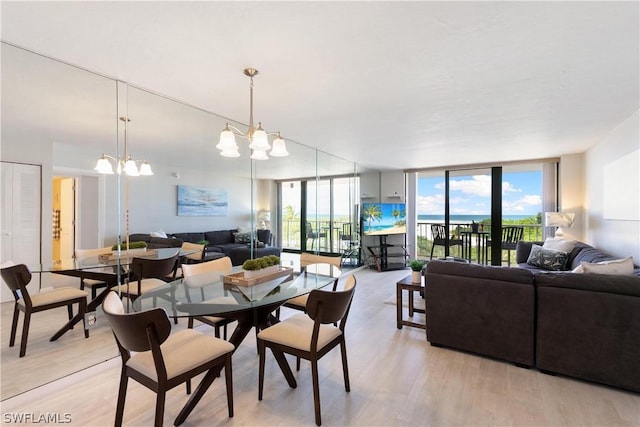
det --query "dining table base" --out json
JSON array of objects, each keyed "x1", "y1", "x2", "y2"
[{"x1": 174, "y1": 301, "x2": 284, "y2": 426}]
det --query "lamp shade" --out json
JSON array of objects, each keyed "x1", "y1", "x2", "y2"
[
  {"x1": 123, "y1": 157, "x2": 140, "y2": 176},
  {"x1": 545, "y1": 212, "x2": 575, "y2": 228},
  {"x1": 249, "y1": 124, "x2": 270, "y2": 151},
  {"x1": 250, "y1": 149, "x2": 269, "y2": 160},
  {"x1": 269, "y1": 136, "x2": 289, "y2": 157},
  {"x1": 216, "y1": 126, "x2": 238, "y2": 151},
  {"x1": 94, "y1": 156, "x2": 114, "y2": 174},
  {"x1": 139, "y1": 161, "x2": 154, "y2": 176}
]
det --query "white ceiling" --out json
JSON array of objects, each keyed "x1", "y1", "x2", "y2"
[{"x1": 2, "y1": 1, "x2": 638, "y2": 172}]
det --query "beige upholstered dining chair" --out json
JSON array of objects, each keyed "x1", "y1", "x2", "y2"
[
  {"x1": 115, "y1": 253, "x2": 180, "y2": 301},
  {"x1": 258, "y1": 274, "x2": 357, "y2": 426},
  {"x1": 102, "y1": 291, "x2": 234, "y2": 427},
  {"x1": 182, "y1": 256, "x2": 235, "y2": 339},
  {"x1": 181, "y1": 241, "x2": 206, "y2": 263},
  {"x1": 75, "y1": 246, "x2": 113, "y2": 299},
  {"x1": 1, "y1": 263, "x2": 89, "y2": 357},
  {"x1": 281, "y1": 252, "x2": 342, "y2": 314}
]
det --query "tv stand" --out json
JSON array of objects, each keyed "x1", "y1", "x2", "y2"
[{"x1": 367, "y1": 235, "x2": 408, "y2": 272}]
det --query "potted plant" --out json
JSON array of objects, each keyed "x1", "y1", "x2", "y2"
[
  {"x1": 242, "y1": 255, "x2": 281, "y2": 278},
  {"x1": 111, "y1": 241, "x2": 147, "y2": 255},
  {"x1": 409, "y1": 259, "x2": 426, "y2": 284}
]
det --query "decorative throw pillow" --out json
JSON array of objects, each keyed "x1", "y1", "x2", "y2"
[
  {"x1": 150, "y1": 229, "x2": 168, "y2": 238},
  {"x1": 581, "y1": 256, "x2": 635, "y2": 275},
  {"x1": 233, "y1": 232, "x2": 252, "y2": 243},
  {"x1": 526, "y1": 244, "x2": 569, "y2": 271},
  {"x1": 542, "y1": 237, "x2": 577, "y2": 253}
]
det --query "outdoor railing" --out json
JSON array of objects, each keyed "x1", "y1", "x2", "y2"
[
  {"x1": 281, "y1": 220, "x2": 357, "y2": 254},
  {"x1": 416, "y1": 221, "x2": 543, "y2": 261}
]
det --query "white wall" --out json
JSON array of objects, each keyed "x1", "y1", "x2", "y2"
[
  {"x1": 585, "y1": 110, "x2": 640, "y2": 261},
  {"x1": 559, "y1": 153, "x2": 585, "y2": 242}
]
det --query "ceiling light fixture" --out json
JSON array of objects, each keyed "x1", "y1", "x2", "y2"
[
  {"x1": 216, "y1": 68, "x2": 289, "y2": 160},
  {"x1": 95, "y1": 116, "x2": 153, "y2": 176}
]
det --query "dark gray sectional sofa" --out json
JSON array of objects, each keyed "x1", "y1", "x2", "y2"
[
  {"x1": 129, "y1": 229, "x2": 278, "y2": 265},
  {"x1": 425, "y1": 241, "x2": 640, "y2": 393}
]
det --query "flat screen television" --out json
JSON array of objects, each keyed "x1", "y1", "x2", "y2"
[{"x1": 361, "y1": 203, "x2": 407, "y2": 236}]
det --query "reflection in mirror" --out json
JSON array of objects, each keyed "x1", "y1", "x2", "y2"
[
  {"x1": 1, "y1": 42, "x2": 363, "y2": 401},
  {"x1": 1, "y1": 43, "x2": 119, "y2": 400}
]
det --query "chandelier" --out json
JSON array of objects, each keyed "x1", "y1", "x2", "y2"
[
  {"x1": 216, "y1": 68, "x2": 289, "y2": 160},
  {"x1": 95, "y1": 116, "x2": 153, "y2": 176}
]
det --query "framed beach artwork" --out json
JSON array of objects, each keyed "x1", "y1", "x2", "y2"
[{"x1": 177, "y1": 185, "x2": 228, "y2": 216}]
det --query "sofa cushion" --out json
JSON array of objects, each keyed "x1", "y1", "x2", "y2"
[
  {"x1": 171, "y1": 232, "x2": 206, "y2": 244},
  {"x1": 233, "y1": 232, "x2": 253, "y2": 243},
  {"x1": 149, "y1": 229, "x2": 168, "y2": 238},
  {"x1": 205, "y1": 230, "x2": 236, "y2": 245},
  {"x1": 526, "y1": 244, "x2": 569, "y2": 271},
  {"x1": 148, "y1": 236, "x2": 183, "y2": 249},
  {"x1": 542, "y1": 237, "x2": 576, "y2": 253},
  {"x1": 581, "y1": 256, "x2": 635, "y2": 275}
]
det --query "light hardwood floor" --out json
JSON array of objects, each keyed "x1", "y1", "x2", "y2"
[{"x1": 2, "y1": 267, "x2": 639, "y2": 426}]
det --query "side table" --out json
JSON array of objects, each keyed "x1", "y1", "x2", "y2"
[{"x1": 396, "y1": 274, "x2": 426, "y2": 330}]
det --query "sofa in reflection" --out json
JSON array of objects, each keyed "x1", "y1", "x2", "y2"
[{"x1": 129, "y1": 229, "x2": 279, "y2": 265}]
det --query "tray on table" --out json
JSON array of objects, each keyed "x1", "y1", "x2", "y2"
[{"x1": 223, "y1": 267, "x2": 294, "y2": 287}]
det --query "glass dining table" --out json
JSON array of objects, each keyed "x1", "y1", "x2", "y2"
[
  {"x1": 130, "y1": 263, "x2": 341, "y2": 426},
  {"x1": 29, "y1": 248, "x2": 197, "y2": 340}
]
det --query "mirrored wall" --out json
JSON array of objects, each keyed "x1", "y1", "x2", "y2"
[{"x1": 0, "y1": 42, "x2": 364, "y2": 399}]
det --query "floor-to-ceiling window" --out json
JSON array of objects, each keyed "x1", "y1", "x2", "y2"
[
  {"x1": 416, "y1": 161, "x2": 552, "y2": 264},
  {"x1": 279, "y1": 176, "x2": 359, "y2": 256}
]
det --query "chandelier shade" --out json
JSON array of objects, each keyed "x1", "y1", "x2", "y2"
[
  {"x1": 217, "y1": 68, "x2": 288, "y2": 160},
  {"x1": 94, "y1": 116, "x2": 153, "y2": 176}
]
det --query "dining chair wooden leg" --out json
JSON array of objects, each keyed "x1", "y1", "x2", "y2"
[
  {"x1": 340, "y1": 339, "x2": 350, "y2": 392},
  {"x1": 115, "y1": 370, "x2": 128, "y2": 427},
  {"x1": 10, "y1": 306, "x2": 19, "y2": 347},
  {"x1": 258, "y1": 339, "x2": 266, "y2": 400},
  {"x1": 67, "y1": 304, "x2": 73, "y2": 321},
  {"x1": 311, "y1": 359, "x2": 322, "y2": 426},
  {"x1": 19, "y1": 311, "x2": 31, "y2": 357},
  {"x1": 224, "y1": 355, "x2": 234, "y2": 418},
  {"x1": 296, "y1": 356, "x2": 301, "y2": 371},
  {"x1": 154, "y1": 390, "x2": 166, "y2": 427},
  {"x1": 80, "y1": 299, "x2": 89, "y2": 338}
]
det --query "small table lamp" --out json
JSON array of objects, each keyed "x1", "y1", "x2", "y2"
[
  {"x1": 258, "y1": 210, "x2": 271, "y2": 230},
  {"x1": 545, "y1": 212, "x2": 575, "y2": 237}
]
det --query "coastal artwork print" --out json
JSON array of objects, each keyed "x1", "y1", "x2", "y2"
[{"x1": 177, "y1": 185, "x2": 228, "y2": 216}]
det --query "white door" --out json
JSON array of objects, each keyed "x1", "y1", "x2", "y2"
[
  {"x1": 59, "y1": 178, "x2": 75, "y2": 260},
  {"x1": 1, "y1": 162, "x2": 41, "y2": 302}
]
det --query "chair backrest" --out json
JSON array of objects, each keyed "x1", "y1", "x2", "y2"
[
  {"x1": 300, "y1": 252, "x2": 342, "y2": 269},
  {"x1": 306, "y1": 221, "x2": 314, "y2": 238},
  {"x1": 340, "y1": 223, "x2": 352, "y2": 241},
  {"x1": 181, "y1": 242, "x2": 205, "y2": 262},
  {"x1": 75, "y1": 246, "x2": 112, "y2": 259},
  {"x1": 306, "y1": 276, "x2": 356, "y2": 326},
  {"x1": 102, "y1": 291, "x2": 171, "y2": 353},
  {"x1": 431, "y1": 224, "x2": 447, "y2": 242},
  {"x1": 300, "y1": 252, "x2": 342, "y2": 277},
  {"x1": 182, "y1": 256, "x2": 232, "y2": 278},
  {"x1": 342, "y1": 274, "x2": 356, "y2": 291},
  {"x1": 0, "y1": 263, "x2": 31, "y2": 303},
  {"x1": 130, "y1": 253, "x2": 180, "y2": 281},
  {"x1": 502, "y1": 226, "x2": 524, "y2": 244}
]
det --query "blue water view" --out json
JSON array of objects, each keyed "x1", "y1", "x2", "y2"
[{"x1": 418, "y1": 214, "x2": 536, "y2": 223}]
